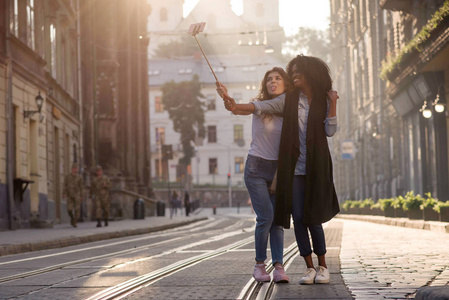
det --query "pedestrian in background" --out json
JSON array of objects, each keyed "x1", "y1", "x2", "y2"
[
  {"x1": 170, "y1": 191, "x2": 179, "y2": 218},
  {"x1": 90, "y1": 165, "x2": 111, "y2": 227},
  {"x1": 216, "y1": 67, "x2": 292, "y2": 283},
  {"x1": 184, "y1": 190, "x2": 191, "y2": 216},
  {"x1": 63, "y1": 163, "x2": 84, "y2": 228},
  {"x1": 218, "y1": 55, "x2": 340, "y2": 285}
]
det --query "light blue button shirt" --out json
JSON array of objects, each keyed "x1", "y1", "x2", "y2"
[{"x1": 252, "y1": 92, "x2": 337, "y2": 175}]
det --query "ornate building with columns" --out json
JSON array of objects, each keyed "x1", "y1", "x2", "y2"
[{"x1": 329, "y1": 0, "x2": 449, "y2": 202}]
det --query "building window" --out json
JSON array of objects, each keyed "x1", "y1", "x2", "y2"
[
  {"x1": 61, "y1": 36, "x2": 67, "y2": 88},
  {"x1": 26, "y1": 0, "x2": 35, "y2": 50},
  {"x1": 155, "y1": 96, "x2": 164, "y2": 112},
  {"x1": 160, "y1": 7, "x2": 167, "y2": 22},
  {"x1": 10, "y1": 0, "x2": 19, "y2": 36},
  {"x1": 34, "y1": 2, "x2": 44, "y2": 57},
  {"x1": 209, "y1": 158, "x2": 217, "y2": 174},
  {"x1": 207, "y1": 125, "x2": 216, "y2": 143},
  {"x1": 155, "y1": 127, "x2": 165, "y2": 145},
  {"x1": 234, "y1": 124, "x2": 243, "y2": 142},
  {"x1": 73, "y1": 143, "x2": 77, "y2": 163},
  {"x1": 155, "y1": 158, "x2": 168, "y2": 181},
  {"x1": 235, "y1": 157, "x2": 244, "y2": 174},
  {"x1": 50, "y1": 23, "x2": 57, "y2": 77},
  {"x1": 206, "y1": 94, "x2": 216, "y2": 110}
]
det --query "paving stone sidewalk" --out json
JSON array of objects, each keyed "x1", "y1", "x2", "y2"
[
  {"x1": 0, "y1": 209, "x2": 208, "y2": 256},
  {"x1": 339, "y1": 219, "x2": 449, "y2": 299}
]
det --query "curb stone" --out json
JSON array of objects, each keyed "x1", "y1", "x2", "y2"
[
  {"x1": 0, "y1": 217, "x2": 207, "y2": 257},
  {"x1": 336, "y1": 214, "x2": 449, "y2": 233}
]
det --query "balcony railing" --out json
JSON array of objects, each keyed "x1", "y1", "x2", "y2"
[{"x1": 380, "y1": 0, "x2": 412, "y2": 12}]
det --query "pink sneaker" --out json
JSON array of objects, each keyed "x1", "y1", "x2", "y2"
[
  {"x1": 253, "y1": 264, "x2": 270, "y2": 282},
  {"x1": 273, "y1": 265, "x2": 289, "y2": 283}
]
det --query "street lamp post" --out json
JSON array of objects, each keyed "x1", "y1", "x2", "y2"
[
  {"x1": 227, "y1": 146, "x2": 232, "y2": 208},
  {"x1": 23, "y1": 92, "x2": 44, "y2": 120}
]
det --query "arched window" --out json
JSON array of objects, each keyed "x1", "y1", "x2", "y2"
[
  {"x1": 256, "y1": 3, "x2": 264, "y2": 17},
  {"x1": 73, "y1": 143, "x2": 77, "y2": 163},
  {"x1": 160, "y1": 7, "x2": 167, "y2": 22}
]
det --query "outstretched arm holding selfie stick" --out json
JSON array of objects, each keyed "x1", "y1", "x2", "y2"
[{"x1": 215, "y1": 82, "x2": 255, "y2": 115}]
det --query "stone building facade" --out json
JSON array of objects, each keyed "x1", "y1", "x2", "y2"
[
  {"x1": 329, "y1": 0, "x2": 449, "y2": 202},
  {"x1": 0, "y1": 0, "x2": 153, "y2": 230},
  {"x1": 0, "y1": 0, "x2": 83, "y2": 229},
  {"x1": 79, "y1": 0, "x2": 153, "y2": 218}
]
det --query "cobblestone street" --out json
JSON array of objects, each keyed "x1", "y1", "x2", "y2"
[
  {"x1": 1, "y1": 209, "x2": 449, "y2": 299},
  {"x1": 339, "y1": 219, "x2": 449, "y2": 299}
]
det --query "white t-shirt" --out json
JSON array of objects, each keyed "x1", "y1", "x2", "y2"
[{"x1": 248, "y1": 106, "x2": 283, "y2": 161}]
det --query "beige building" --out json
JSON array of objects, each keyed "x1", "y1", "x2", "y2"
[
  {"x1": 1, "y1": 0, "x2": 83, "y2": 229},
  {"x1": 1, "y1": 0, "x2": 153, "y2": 230}
]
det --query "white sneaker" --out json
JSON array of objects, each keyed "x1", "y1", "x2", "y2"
[
  {"x1": 299, "y1": 267, "x2": 316, "y2": 285},
  {"x1": 314, "y1": 266, "x2": 330, "y2": 284}
]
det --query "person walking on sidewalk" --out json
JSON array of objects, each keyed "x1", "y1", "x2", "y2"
[
  {"x1": 216, "y1": 67, "x2": 292, "y2": 283},
  {"x1": 184, "y1": 190, "x2": 191, "y2": 216},
  {"x1": 217, "y1": 55, "x2": 340, "y2": 285},
  {"x1": 90, "y1": 165, "x2": 111, "y2": 227},
  {"x1": 63, "y1": 163, "x2": 84, "y2": 228},
  {"x1": 170, "y1": 191, "x2": 179, "y2": 218}
]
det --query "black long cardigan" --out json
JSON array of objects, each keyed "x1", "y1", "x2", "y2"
[{"x1": 273, "y1": 90, "x2": 340, "y2": 228}]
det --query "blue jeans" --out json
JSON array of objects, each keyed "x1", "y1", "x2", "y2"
[
  {"x1": 291, "y1": 175, "x2": 326, "y2": 257},
  {"x1": 244, "y1": 154, "x2": 284, "y2": 265}
]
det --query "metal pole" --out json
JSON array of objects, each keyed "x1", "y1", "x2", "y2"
[
  {"x1": 228, "y1": 146, "x2": 231, "y2": 208},
  {"x1": 158, "y1": 136, "x2": 162, "y2": 180},
  {"x1": 167, "y1": 165, "x2": 171, "y2": 218},
  {"x1": 196, "y1": 148, "x2": 199, "y2": 185},
  {"x1": 193, "y1": 35, "x2": 219, "y2": 82}
]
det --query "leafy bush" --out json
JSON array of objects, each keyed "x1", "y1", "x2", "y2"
[
  {"x1": 393, "y1": 196, "x2": 406, "y2": 209},
  {"x1": 420, "y1": 192, "x2": 439, "y2": 210},
  {"x1": 434, "y1": 201, "x2": 449, "y2": 213},
  {"x1": 371, "y1": 202, "x2": 381, "y2": 209},
  {"x1": 360, "y1": 198, "x2": 374, "y2": 208},
  {"x1": 402, "y1": 191, "x2": 425, "y2": 211},
  {"x1": 342, "y1": 200, "x2": 354, "y2": 211},
  {"x1": 380, "y1": 1, "x2": 449, "y2": 80},
  {"x1": 350, "y1": 200, "x2": 362, "y2": 209},
  {"x1": 379, "y1": 198, "x2": 394, "y2": 211}
]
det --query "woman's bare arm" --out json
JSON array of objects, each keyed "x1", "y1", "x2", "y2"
[{"x1": 216, "y1": 81, "x2": 255, "y2": 114}]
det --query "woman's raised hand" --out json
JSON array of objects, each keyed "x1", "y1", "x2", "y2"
[
  {"x1": 215, "y1": 81, "x2": 228, "y2": 98},
  {"x1": 216, "y1": 81, "x2": 236, "y2": 111},
  {"x1": 223, "y1": 94, "x2": 236, "y2": 112},
  {"x1": 327, "y1": 90, "x2": 339, "y2": 102}
]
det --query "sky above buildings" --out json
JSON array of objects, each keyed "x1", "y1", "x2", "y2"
[{"x1": 183, "y1": 0, "x2": 331, "y2": 35}]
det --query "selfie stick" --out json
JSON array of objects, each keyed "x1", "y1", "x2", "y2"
[{"x1": 187, "y1": 22, "x2": 219, "y2": 82}]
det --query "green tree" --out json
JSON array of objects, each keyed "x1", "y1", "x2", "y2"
[
  {"x1": 161, "y1": 75, "x2": 206, "y2": 166},
  {"x1": 283, "y1": 27, "x2": 330, "y2": 63}
]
